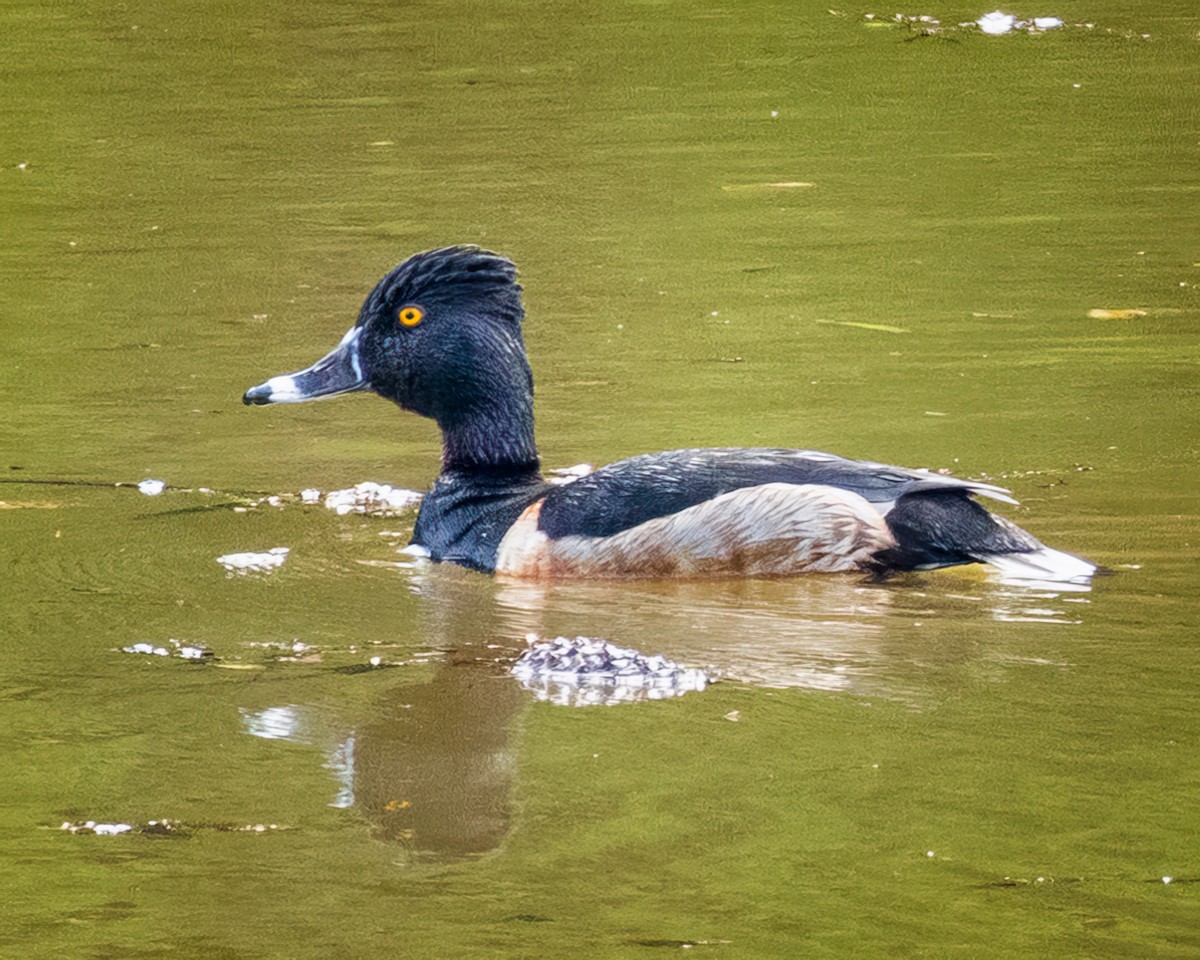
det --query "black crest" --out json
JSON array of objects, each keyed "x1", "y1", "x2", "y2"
[{"x1": 360, "y1": 246, "x2": 524, "y2": 327}]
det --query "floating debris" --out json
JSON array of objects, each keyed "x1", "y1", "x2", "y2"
[
  {"x1": 331, "y1": 658, "x2": 398, "y2": 675},
  {"x1": 322, "y1": 482, "x2": 423, "y2": 516},
  {"x1": 984, "y1": 874, "x2": 1082, "y2": 887},
  {"x1": 217, "y1": 546, "x2": 290, "y2": 574},
  {"x1": 814, "y1": 319, "x2": 909, "y2": 334},
  {"x1": 239, "y1": 482, "x2": 423, "y2": 516},
  {"x1": 59, "y1": 818, "x2": 285, "y2": 837},
  {"x1": 1087, "y1": 308, "x2": 1148, "y2": 320},
  {"x1": 136, "y1": 478, "x2": 166, "y2": 496},
  {"x1": 122, "y1": 639, "x2": 214, "y2": 661},
  {"x1": 627, "y1": 940, "x2": 734, "y2": 949},
  {"x1": 858, "y1": 11, "x2": 1096, "y2": 39},
  {"x1": 512, "y1": 635, "x2": 710, "y2": 706},
  {"x1": 721, "y1": 181, "x2": 814, "y2": 192},
  {"x1": 61, "y1": 821, "x2": 133, "y2": 836},
  {"x1": 245, "y1": 638, "x2": 321, "y2": 662},
  {"x1": 977, "y1": 10, "x2": 1016, "y2": 34},
  {"x1": 863, "y1": 11, "x2": 946, "y2": 32}
]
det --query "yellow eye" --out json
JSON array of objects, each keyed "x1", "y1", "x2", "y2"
[{"x1": 398, "y1": 305, "x2": 424, "y2": 327}]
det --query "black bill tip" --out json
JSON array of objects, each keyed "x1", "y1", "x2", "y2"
[{"x1": 243, "y1": 382, "x2": 276, "y2": 406}]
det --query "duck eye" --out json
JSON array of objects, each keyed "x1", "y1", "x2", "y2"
[{"x1": 398, "y1": 305, "x2": 424, "y2": 328}]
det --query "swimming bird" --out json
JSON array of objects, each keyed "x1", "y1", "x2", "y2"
[{"x1": 243, "y1": 246, "x2": 1096, "y2": 582}]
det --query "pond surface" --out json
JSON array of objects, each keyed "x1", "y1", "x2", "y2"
[{"x1": 2, "y1": 1, "x2": 1198, "y2": 956}]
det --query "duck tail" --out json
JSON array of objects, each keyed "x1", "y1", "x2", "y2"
[
  {"x1": 876, "y1": 491, "x2": 1098, "y2": 584},
  {"x1": 975, "y1": 544, "x2": 1098, "y2": 584}
]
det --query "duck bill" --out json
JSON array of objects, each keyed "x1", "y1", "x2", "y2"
[{"x1": 243, "y1": 327, "x2": 369, "y2": 405}]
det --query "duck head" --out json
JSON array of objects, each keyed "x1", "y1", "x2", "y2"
[{"x1": 243, "y1": 246, "x2": 539, "y2": 471}]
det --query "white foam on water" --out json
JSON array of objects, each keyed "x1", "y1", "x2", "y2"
[{"x1": 217, "y1": 546, "x2": 290, "y2": 574}]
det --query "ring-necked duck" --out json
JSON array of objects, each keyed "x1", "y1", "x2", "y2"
[{"x1": 244, "y1": 246, "x2": 1096, "y2": 582}]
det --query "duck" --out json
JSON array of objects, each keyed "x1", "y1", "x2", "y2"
[{"x1": 243, "y1": 246, "x2": 1096, "y2": 583}]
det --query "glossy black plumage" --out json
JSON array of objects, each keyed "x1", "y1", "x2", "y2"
[
  {"x1": 411, "y1": 467, "x2": 547, "y2": 573},
  {"x1": 535, "y1": 447, "x2": 1007, "y2": 539},
  {"x1": 243, "y1": 246, "x2": 1097, "y2": 582}
]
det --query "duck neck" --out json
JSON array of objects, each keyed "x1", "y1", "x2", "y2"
[
  {"x1": 438, "y1": 404, "x2": 541, "y2": 479},
  {"x1": 415, "y1": 408, "x2": 546, "y2": 573}
]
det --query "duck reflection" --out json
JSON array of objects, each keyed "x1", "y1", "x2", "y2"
[
  {"x1": 240, "y1": 559, "x2": 1092, "y2": 860},
  {"x1": 347, "y1": 566, "x2": 531, "y2": 859},
  {"x1": 494, "y1": 568, "x2": 1093, "y2": 696},
  {"x1": 348, "y1": 658, "x2": 525, "y2": 856},
  {"x1": 241, "y1": 564, "x2": 531, "y2": 861},
  {"x1": 496, "y1": 574, "x2": 896, "y2": 693}
]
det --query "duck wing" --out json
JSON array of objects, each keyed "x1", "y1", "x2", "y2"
[{"x1": 536, "y1": 447, "x2": 1015, "y2": 540}]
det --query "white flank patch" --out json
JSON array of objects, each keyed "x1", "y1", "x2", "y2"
[{"x1": 496, "y1": 483, "x2": 895, "y2": 580}]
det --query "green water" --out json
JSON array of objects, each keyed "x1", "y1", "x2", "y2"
[{"x1": 2, "y1": 1, "x2": 1198, "y2": 956}]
